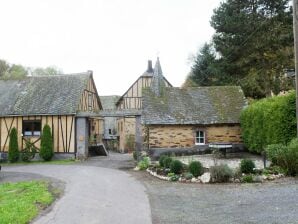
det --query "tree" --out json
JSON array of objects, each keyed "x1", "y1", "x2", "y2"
[
  {"x1": 0, "y1": 60, "x2": 9, "y2": 77},
  {"x1": 39, "y1": 124, "x2": 54, "y2": 161},
  {"x1": 210, "y1": 0, "x2": 293, "y2": 98},
  {"x1": 184, "y1": 43, "x2": 232, "y2": 87},
  {"x1": 8, "y1": 64, "x2": 28, "y2": 79},
  {"x1": 186, "y1": 0, "x2": 294, "y2": 98},
  {"x1": 31, "y1": 66, "x2": 62, "y2": 76},
  {"x1": 8, "y1": 127, "x2": 19, "y2": 162}
]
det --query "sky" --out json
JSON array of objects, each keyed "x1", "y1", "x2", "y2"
[{"x1": 0, "y1": 0, "x2": 222, "y2": 96}]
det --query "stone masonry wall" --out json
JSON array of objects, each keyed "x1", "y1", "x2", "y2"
[
  {"x1": 118, "y1": 117, "x2": 136, "y2": 152},
  {"x1": 147, "y1": 124, "x2": 242, "y2": 148}
]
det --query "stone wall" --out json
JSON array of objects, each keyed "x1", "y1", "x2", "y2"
[
  {"x1": 117, "y1": 117, "x2": 136, "y2": 152},
  {"x1": 146, "y1": 124, "x2": 242, "y2": 148}
]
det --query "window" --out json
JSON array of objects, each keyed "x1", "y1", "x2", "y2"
[
  {"x1": 195, "y1": 130, "x2": 205, "y2": 145},
  {"x1": 109, "y1": 129, "x2": 112, "y2": 135},
  {"x1": 23, "y1": 120, "x2": 41, "y2": 136},
  {"x1": 88, "y1": 93, "x2": 93, "y2": 111}
]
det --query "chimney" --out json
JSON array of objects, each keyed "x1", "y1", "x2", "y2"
[
  {"x1": 87, "y1": 70, "x2": 93, "y2": 76},
  {"x1": 146, "y1": 60, "x2": 154, "y2": 73}
]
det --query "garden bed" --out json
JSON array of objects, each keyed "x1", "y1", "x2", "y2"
[{"x1": 141, "y1": 154, "x2": 285, "y2": 184}]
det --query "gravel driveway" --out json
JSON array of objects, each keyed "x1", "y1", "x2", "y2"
[
  {"x1": 1, "y1": 152, "x2": 298, "y2": 224},
  {"x1": 130, "y1": 171, "x2": 298, "y2": 224}
]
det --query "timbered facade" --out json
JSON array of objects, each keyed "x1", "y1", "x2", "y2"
[
  {"x1": 116, "y1": 59, "x2": 172, "y2": 152},
  {"x1": 0, "y1": 72, "x2": 103, "y2": 158},
  {"x1": 116, "y1": 61, "x2": 172, "y2": 110}
]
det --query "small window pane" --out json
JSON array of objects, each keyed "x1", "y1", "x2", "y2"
[
  {"x1": 23, "y1": 120, "x2": 41, "y2": 136},
  {"x1": 195, "y1": 131, "x2": 205, "y2": 145}
]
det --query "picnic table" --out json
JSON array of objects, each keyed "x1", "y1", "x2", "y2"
[{"x1": 209, "y1": 142, "x2": 233, "y2": 158}]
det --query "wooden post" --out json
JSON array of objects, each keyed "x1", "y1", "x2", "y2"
[
  {"x1": 135, "y1": 115, "x2": 142, "y2": 161},
  {"x1": 294, "y1": 0, "x2": 298, "y2": 137}
]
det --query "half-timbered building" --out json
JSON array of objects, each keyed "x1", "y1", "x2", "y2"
[
  {"x1": 116, "y1": 58, "x2": 172, "y2": 152},
  {"x1": 0, "y1": 71, "x2": 103, "y2": 159}
]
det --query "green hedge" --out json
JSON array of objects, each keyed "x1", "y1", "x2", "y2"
[{"x1": 240, "y1": 91, "x2": 296, "y2": 153}]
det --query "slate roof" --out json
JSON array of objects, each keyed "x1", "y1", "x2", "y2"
[
  {"x1": 100, "y1": 95, "x2": 120, "y2": 110},
  {"x1": 0, "y1": 73, "x2": 91, "y2": 116},
  {"x1": 142, "y1": 86, "x2": 247, "y2": 125},
  {"x1": 151, "y1": 57, "x2": 166, "y2": 97}
]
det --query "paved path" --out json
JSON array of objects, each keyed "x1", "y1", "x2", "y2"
[{"x1": 3, "y1": 164, "x2": 151, "y2": 224}]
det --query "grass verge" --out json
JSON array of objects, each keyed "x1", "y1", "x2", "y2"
[
  {"x1": 0, "y1": 158, "x2": 77, "y2": 166},
  {"x1": 0, "y1": 181, "x2": 54, "y2": 224}
]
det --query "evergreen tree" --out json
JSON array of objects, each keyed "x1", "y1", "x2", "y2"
[
  {"x1": 8, "y1": 127, "x2": 19, "y2": 162},
  {"x1": 210, "y1": 0, "x2": 293, "y2": 98},
  {"x1": 186, "y1": 0, "x2": 294, "y2": 98},
  {"x1": 39, "y1": 124, "x2": 54, "y2": 161}
]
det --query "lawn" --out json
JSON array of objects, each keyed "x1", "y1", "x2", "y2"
[
  {"x1": 0, "y1": 181, "x2": 54, "y2": 224},
  {"x1": 0, "y1": 158, "x2": 77, "y2": 166}
]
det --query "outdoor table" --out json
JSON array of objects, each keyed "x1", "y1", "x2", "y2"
[{"x1": 209, "y1": 143, "x2": 233, "y2": 158}]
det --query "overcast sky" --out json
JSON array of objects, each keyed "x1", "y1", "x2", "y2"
[{"x1": 0, "y1": 0, "x2": 221, "y2": 96}]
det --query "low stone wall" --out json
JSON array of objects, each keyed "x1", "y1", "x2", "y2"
[{"x1": 148, "y1": 144, "x2": 245, "y2": 160}]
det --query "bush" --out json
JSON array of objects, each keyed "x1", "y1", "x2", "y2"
[
  {"x1": 241, "y1": 174, "x2": 254, "y2": 183},
  {"x1": 210, "y1": 164, "x2": 233, "y2": 183},
  {"x1": 279, "y1": 139, "x2": 298, "y2": 176},
  {"x1": 188, "y1": 161, "x2": 204, "y2": 177},
  {"x1": 8, "y1": 127, "x2": 19, "y2": 163},
  {"x1": 159, "y1": 155, "x2": 168, "y2": 167},
  {"x1": 39, "y1": 124, "x2": 54, "y2": 161},
  {"x1": 266, "y1": 139, "x2": 298, "y2": 176},
  {"x1": 138, "y1": 157, "x2": 150, "y2": 170},
  {"x1": 21, "y1": 140, "x2": 37, "y2": 162},
  {"x1": 240, "y1": 159, "x2": 256, "y2": 174},
  {"x1": 170, "y1": 160, "x2": 183, "y2": 174},
  {"x1": 240, "y1": 91, "x2": 296, "y2": 153},
  {"x1": 183, "y1": 172, "x2": 193, "y2": 180},
  {"x1": 167, "y1": 172, "x2": 179, "y2": 181},
  {"x1": 265, "y1": 144, "x2": 287, "y2": 166},
  {"x1": 164, "y1": 157, "x2": 173, "y2": 169}
]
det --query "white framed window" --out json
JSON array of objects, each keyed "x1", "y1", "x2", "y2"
[{"x1": 195, "y1": 130, "x2": 205, "y2": 145}]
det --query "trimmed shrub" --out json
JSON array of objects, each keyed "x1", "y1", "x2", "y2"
[
  {"x1": 240, "y1": 91, "x2": 296, "y2": 153},
  {"x1": 138, "y1": 157, "x2": 150, "y2": 170},
  {"x1": 21, "y1": 140, "x2": 37, "y2": 162},
  {"x1": 8, "y1": 127, "x2": 19, "y2": 163},
  {"x1": 210, "y1": 164, "x2": 233, "y2": 183},
  {"x1": 164, "y1": 157, "x2": 173, "y2": 169},
  {"x1": 170, "y1": 160, "x2": 183, "y2": 174},
  {"x1": 240, "y1": 159, "x2": 256, "y2": 174},
  {"x1": 188, "y1": 161, "x2": 204, "y2": 177},
  {"x1": 39, "y1": 124, "x2": 54, "y2": 161},
  {"x1": 159, "y1": 155, "x2": 168, "y2": 167}
]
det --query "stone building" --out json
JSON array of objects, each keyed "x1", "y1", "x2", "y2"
[{"x1": 142, "y1": 70, "x2": 248, "y2": 156}]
